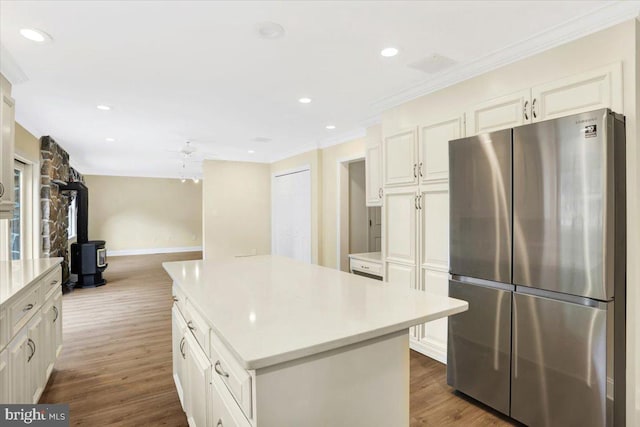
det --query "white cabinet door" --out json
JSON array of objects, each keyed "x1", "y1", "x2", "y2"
[
  {"x1": 42, "y1": 297, "x2": 56, "y2": 379},
  {"x1": 0, "y1": 86, "x2": 15, "y2": 218},
  {"x1": 465, "y1": 89, "x2": 531, "y2": 136},
  {"x1": 53, "y1": 292, "x2": 62, "y2": 360},
  {"x1": 419, "y1": 116, "x2": 464, "y2": 185},
  {"x1": 385, "y1": 262, "x2": 419, "y2": 339},
  {"x1": 186, "y1": 333, "x2": 210, "y2": 427},
  {"x1": 383, "y1": 128, "x2": 418, "y2": 187},
  {"x1": 365, "y1": 142, "x2": 382, "y2": 206},
  {"x1": 0, "y1": 348, "x2": 8, "y2": 403},
  {"x1": 172, "y1": 306, "x2": 188, "y2": 410},
  {"x1": 9, "y1": 328, "x2": 28, "y2": 403},
  {"x1": 383, "y1": 188, "x2": 418, "y2": 265},
  {"x1": 531, "y1": 62, "x2": 623, "y2": 121},
  {"x1": 27, "y1": 314, "x2": 43, "y2": 404},
  {"x1": 419, "y1": 184, "x2": 449, "y2": 270},
  {"x1": 418, "y1": 267, "x2": 450, "y2": 363}
]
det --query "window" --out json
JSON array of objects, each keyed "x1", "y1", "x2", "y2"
[
  {"x1": 10, "y1": 161, "x2": 25, "y2": 260},
  {"x1": 68, "y1": 195, "x2": 77, "y2": 239}
]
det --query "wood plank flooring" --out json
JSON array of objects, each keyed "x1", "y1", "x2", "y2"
[{"x1": 40, "y1": 252, "x2": 518, "y2": 426}]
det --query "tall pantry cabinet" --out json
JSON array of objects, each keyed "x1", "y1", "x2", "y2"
[
  {"x1": 379, "y1": 62, "x2": 622, "y2": 363},
  {"x1": 0, "y1": 74, "x2": 15, "y2": 219}
]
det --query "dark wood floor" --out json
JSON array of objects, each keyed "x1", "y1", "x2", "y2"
[{"x1": 40, "y1": 252, "x2": 517, "y2": 426}]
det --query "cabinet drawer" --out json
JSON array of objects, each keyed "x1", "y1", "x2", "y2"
[
  {"x1": 42, "y1": 267, "x2": 62, "y2": 300},
  {"x1": 9, "y1": 285, "x2": 40, "y2": 337},
  {"x1": 350, "y1": 259, "x2": 382, "y2": 276},
  {"x1": 210, "y1": 332, "x2": 253, "y2": 420},
  {"x1": 172, "y1": 285, "x2": 186, "y2": 315},
  {"x1": 184, "y1": 300, "x2": 210, "y2": 357},
  {"x1": 211, "y1": 373, "x2": 251, "y2": 427}
]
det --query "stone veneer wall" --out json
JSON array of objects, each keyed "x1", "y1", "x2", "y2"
[{"x1": 40, "y1": 136, "x2": 84, "y2": 284}]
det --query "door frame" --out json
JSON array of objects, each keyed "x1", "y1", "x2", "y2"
[
  {"x1": 271, "y1": 165, "x2": 311, "y2": 261},
  {"x1": 336, "y1": 155, "x2": 365, "y2": 272}
]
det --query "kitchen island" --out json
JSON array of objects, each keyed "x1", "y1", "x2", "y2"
[{"x1": 163, "y1": 255, "x2": 467, "y2": 427}]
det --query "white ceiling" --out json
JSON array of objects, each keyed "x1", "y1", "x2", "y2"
[{"x1": 1, "y1": 1, "x2": 638, "y2": 178}]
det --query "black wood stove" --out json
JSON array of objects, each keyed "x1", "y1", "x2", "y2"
[{"x1": 59, "y1": 182, "x2": 108, "y2": 287}]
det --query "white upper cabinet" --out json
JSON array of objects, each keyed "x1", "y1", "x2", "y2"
[
  {"x1": 365, "y1": 129, "x2": 383, "y2": 206},
  {"x1": 466, "y1": 62, "x2": 623, "y2": 136},
  {"x1": 419, "y1": 116, "x2": 464, "y2": 185},
  {"x1": 383, "y1": 127, "x2": 418, "y2": 187},
  {"x1": 0, "y1": 75, "x2": 15, "y2": 219},
  {"x1": 466, "y1": 89, "x2": 531, "y2": 136},
  {"x1": 531, "y1": 62, "x2": 623, "y2": 121}
]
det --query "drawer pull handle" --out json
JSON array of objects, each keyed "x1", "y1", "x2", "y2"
[
  {"x1": 23, "y1": 303, "x2": 34, "y2": 312},
  {"x1": 53, "y1": 306, "x2": 59, "y2": 323},
  {"x1": 27, "y1": 338, "x2": 36, "y2": 362},
  {"x1": 172, "y1": 296, "x2": 179, "y2": 302},
  {"x1": 216, "y1": 419, "x2": 223, "y2": 427},
  {"x1": 361, "y1": 265, "x2": 369, "y2": 270},
  {"x1": 50, "y1": 280, "x2": 58, "y2": 286},
  {"x1": 187, "y1": 321, "x2": 196, "y2": 331},
  {"x1": 419, "y1": 162, "x2": 423, "y2": 177},
  {"x1": 179, "y1": 337, "x2": 186, "y2": 359},
  {"x1": 214, "y1": 360, "x2": 230, "y2": 378}
]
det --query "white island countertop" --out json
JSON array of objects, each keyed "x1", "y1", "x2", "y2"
[
  {"x1": 163, "y1": 255, "x2": 467, "y2": 370},
  {"x1": 0, "y1": 257, "x2": 63, "y2": 307}
]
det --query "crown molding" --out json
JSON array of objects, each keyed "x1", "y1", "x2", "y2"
[
  {"x1": 268, "y1": 141, "x2": 320, "y2": 164},
  {"x1": 371, "y1": 1, "x2": 640, "y2": 113},
  {"x1": 0, "y1": 44, "x2": 28, "y2": 85},
  {"x1": 317, "y1": 127, "x2": 367, "y2": 149}
]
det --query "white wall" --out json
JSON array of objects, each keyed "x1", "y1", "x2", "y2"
[
  {"x1": 382, "y1": 19, "x2": 639, "y2": 424},
  {"x1": 203, "y1": 160, "x2": 271, "y2": 259}
]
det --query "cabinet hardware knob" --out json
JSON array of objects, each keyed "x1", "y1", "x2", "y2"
[
  {"x1": 214, "y1": 360, "x2": 230, "y2": 378},
  {"x1": 187, "y1": 321, "x2": 196, "y2": 331},
  {"x1": 419, "y1": 162, "x2": 423, "y2": 177},
  {"x1": 216, "y1": 420, "x2": 223, "y2": 427},
  {"x1": 523, "y1": 100, "x2": 529, "y2": 120},
  {"x1": 179, "y1": 337, "x2": 186, "y2": 359},
  {"x1": 172, "y1": 296, "x2": 179, "y2": 302},
  {"x1": 532, "y1": 98, "x2": 537, "y2": 119},
  {"x1": 23, "y1": 303, "x2": 34, "y2": 312},
  {"x1": 0, "y1": 182, "x2": 4, "y2": 198},
  {"x1": 53, "y1": 306, "x2": 59, "y2": 323}
]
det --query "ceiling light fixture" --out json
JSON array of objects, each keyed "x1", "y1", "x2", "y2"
[
  {"x1": 248, "y1": 150, "x2": 255, "y2": 154},
  {"x1": 256, "y1": 22, "x2": 285, "y2": 39},
  {"x1": 19, "y1": 28, "x2": 52, "y2": 43},
  {"x1": 325, "y1": 125, "x2": 336, "y2": 130},
  {"x1": 193, "y1": 178, "x2": 200, "y2": 184},
  {"x1": 96, "y1": 104, "x2": 111, "y2": 111},
  {"x1": 105, "y1": 137, "x2": 115, "y2": 142},
  {"x1": 380, "y1": 47, "x2": 399, "y2": 57},
  {"x1": 181, "y1": 178, "x2": 186, "y2": 183},
  {"x1": 298, "y1": 97, "x2": 312, "y2": 104}
]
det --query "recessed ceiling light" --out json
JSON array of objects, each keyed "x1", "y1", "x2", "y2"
[
  {"x1": 20, "y1": 28, "x2": 52, "y2": 43},
  {"x1": 248, "y1": 150, "x2": 255, "y2": 154},
  {"x1": 325, "y1": 125, "x2": 336, "y2": 130},
  {"x1": 180, "y1": 178, "x2": 186, "y2": 183},
  {"x1": 96, "y1": 104, "x2": 111, "y2": 111},
  {"x1": 256, "y1": 22, "x2": 285, "y2": 39},
  {"x1": 105, "y1": 137, "x2": 115, "y2": 142},
  {"x1": 192, "y1": 178, "x2": 200, "y2": 184},
  {"x1": 298, "y1": 97, "x2": 312, "y2": 104},
  {"x1": 252, "y1": 136, "x2": 271, "y2": 143},
  {"x1": 380, "y1": 47, "x2": 399, "y2": 57}
]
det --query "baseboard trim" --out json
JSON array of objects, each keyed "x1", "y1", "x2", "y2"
[
  {"x1": 410, "y1": 337, "x2": 447, "y2": 364},
  {"x1": 107, "y1": 246, "x2": 203, "y2": 257}
]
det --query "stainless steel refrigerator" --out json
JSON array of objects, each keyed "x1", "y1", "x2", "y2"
[{"x1": 447, "y1": 109, "x2": 626, "y2": 426}]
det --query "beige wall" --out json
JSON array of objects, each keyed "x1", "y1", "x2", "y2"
[
  {"x1": 14, "y1": 123, "x2": 39, "y2": 163},
  {"x1": 202, "y1": 160, "x2": 271, "y2": 259},
  {"x1": 271, "y1": 149, "x2": 321, "y2": 263},
  {"x1": 348, "y1": 160, "x2": 367, "y2": 254},
  {"x1": 382, "y1": 20, "x2": 639, "y2": 424},
  {"x1": 84, "y1": 175, "x2": 202, "y2": 253}
]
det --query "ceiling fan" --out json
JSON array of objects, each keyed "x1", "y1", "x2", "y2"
[{"x1": 166, "y1": 140, "x2": 218, "y2": 161}]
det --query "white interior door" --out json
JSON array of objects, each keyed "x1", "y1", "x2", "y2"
[{"x1": 272, "y1": 169, "x2": 311, "y2": 263}]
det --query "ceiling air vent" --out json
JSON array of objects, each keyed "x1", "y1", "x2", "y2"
[{"x1": 408, "y1": 53, "x2": 457, "y2": 74}]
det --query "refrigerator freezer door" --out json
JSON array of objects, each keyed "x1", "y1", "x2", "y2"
[
  {"x1": 449, "y1": 129, "x2": 512, "y2": 282},
  {"x1": 513, "y1": 109, "x2": 616, "y2": 300},
  {"x1": 447, "y1": 279, "x2": 512, "y2": 415},
  {"x1": 511, "y1": 292, "x2": 611, "y2": 427}
]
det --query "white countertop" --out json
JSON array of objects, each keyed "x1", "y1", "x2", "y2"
[
  {"x1": 163, "y1": 255, "x2": 467, "y2": 370},
  {"x1": 348, "y1": 251, "x2": 382, "y2": 263},
  {"x1": 0, "y1": 258, "x2": 63, "y2": 307}
]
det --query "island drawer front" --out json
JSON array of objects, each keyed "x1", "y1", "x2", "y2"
[
  {"x1": 185, "y1": 301, "x2": 210, "y2": 357},
  {"x1": 9, "y1": 284, "x2": 41, "y2": 337},
  {"x1": 42, "y1": 267, "x2": 62, "y2": 300},
  {"x1": 211, "y1": 372, "x2": 252, "y2": 427},
  {"x1": 172, "y1": 284, "x2": 186, "y2": 315},
  {"x1": 210, "y1": 332, "x2": 253, "y2": 420},
  {"x1": 350, "y1": 259, "x2": 382, "y2": 275}
]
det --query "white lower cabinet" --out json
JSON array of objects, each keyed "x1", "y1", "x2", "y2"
[
  {"x1": 0, "y1": 348, "x2": 8, "y2": 403},
  {"x1": 186, "y1": 332, "x2": 210, "y2": 427},
  {"x1": 172, "y1": 305, "x2": 188, "y2": 409},
  {"x1": 42, "y1": 289, "x2": 62, "y2": 379},
  {"x1": 27, "y1": 314, "x2": 44, "y2": 404}
]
